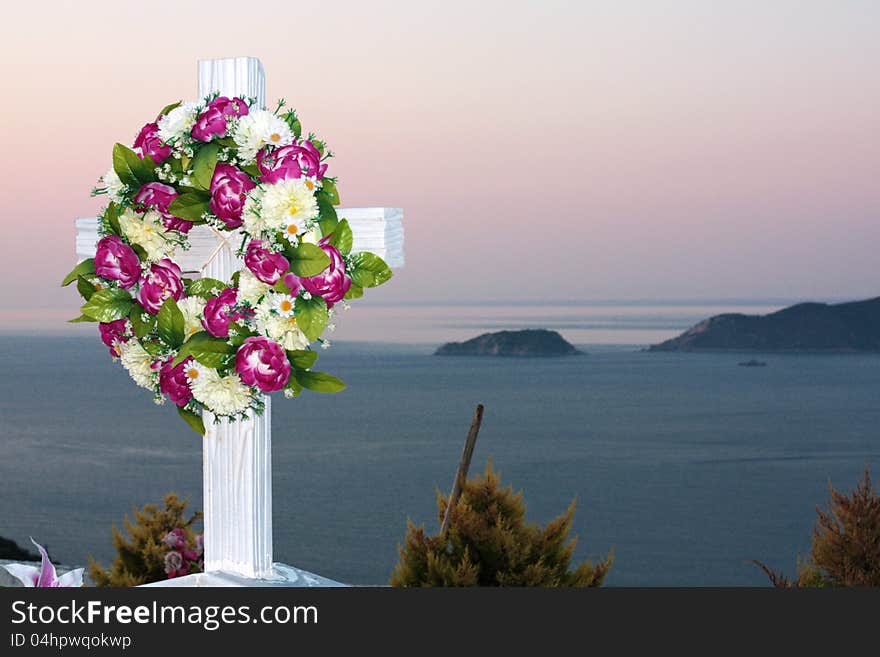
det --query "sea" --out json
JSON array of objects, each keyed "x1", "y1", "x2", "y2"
[{"x1": 1, "y1": 301, "x2": 878, "y2": 586}]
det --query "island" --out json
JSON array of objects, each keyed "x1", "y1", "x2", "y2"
[
  {"x1": 435, "y1": 329, "x2": 582, "y2": 357},
  {"x1": 649, "y1": 297, "x2": 880, "y2": 352}
]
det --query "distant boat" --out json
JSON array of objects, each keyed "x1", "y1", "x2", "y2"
[{"x1": 738, "y1": 359, "x2": 767, "y2": 367}]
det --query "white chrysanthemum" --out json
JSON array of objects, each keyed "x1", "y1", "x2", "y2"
[
  {"x1": 262, "y1": 315, "x2": 310, "y2": 351},
  {"x1": 157, "y1": 102, "x2": 198, "y2": 143},
  {"x1": 237, "y1": 268, "x2": 270, "y2": 305},
  {"x1": 232, "y1": 110, "x2": 293, "y2": 163},
  {"x1": 241, "y1": 186, "x2": 267, "y2": 235},
  {"x1": 259, "y1": 178, "x2": 319, "y2": 231},
  {"x1": 177, "y1": 296, "x2": 206, "y2": 339},
  {"x1": 118, "y1": 339, "x2": 156, "y2": 390},
  {"x1": 119, "y1": 208, "x2": 175, "y2": 262},
  {"x1": 102, "y1": 167, "x2": 126, "y2": 202},
  {"x1": 188, "y1": 364, "x2": 252, "y2": 417}
]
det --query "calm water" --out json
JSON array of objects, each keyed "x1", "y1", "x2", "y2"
[{"x1": 0, "y1": 305, "x2": 878, "y2": 586}]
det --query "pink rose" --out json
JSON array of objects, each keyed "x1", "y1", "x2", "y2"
[
  {"x1": 257, "y1": 140, "x2": 327, "y2": 184},
  {"x1": 202, "y1": 287, "x2": 244, "y2": 338},
  {"x1": 99, "y1": 319, "x2": 130, "y2": 356},
  {"x1": 299, "y1": 237, "x2": 351, "y2": 308},
  {"x1": 235, "y1": 336, "x2": 291, "y2": 392},
  {"x1": 134, "y1": 182, "x2": 191, "y2": 234},
  {"x1": 159, "y1": 357, "x2": 195, "y2": 407},
  {"x1": 209, "y1": 163, "x2": 255, "y2": 229},
  {"x1": 94, "y1": 236, "x2": 141, "y2": 289},
  {"x1": 136, "y1": 259, "x2": 184, "y2": 314},
  {"x1": 191, "y1": 96, "x2": 248, "y2": 142},
  {"x1": 133, "y1": 122, "x2": 172, "y2": 164},
  {"x1": 244, "y1": 240, "x2": 289, "y2": 285}
]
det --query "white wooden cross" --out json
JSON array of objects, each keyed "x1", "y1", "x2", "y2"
[{"x1": 75, "y1": 57, "x2": 404, "y2": 586}]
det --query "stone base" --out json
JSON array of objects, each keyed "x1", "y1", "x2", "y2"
[{"x1": 141, "y1": 562, "x2": 345, "y2": 587}]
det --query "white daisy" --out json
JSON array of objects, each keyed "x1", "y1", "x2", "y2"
[
  {"x1": 188, "y1": 363, "x2": 253, "y2": 417},
  {"x1": 118, "y1": 339, "x2": 156, "y2": 390},
  {"x1": 273, "y1": 293, "x2": 296, "y2": 318},
  {"x1": 259, "y1": 178, "x2": 319, "y2": 231},
  {"x1": 119, "y1": 208, "x2": 175, "y2": 262},
  {"x1": 157, "y1": 102, "x2": 198, "y2": 143},
  {"x1": 232, "y1": 109, "x2": 293, "y2": 163},
  {"x1": 177, "y1": 296, "x2": 206, "y2": 339}
]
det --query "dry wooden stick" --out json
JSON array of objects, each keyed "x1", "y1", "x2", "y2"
[{"x1": 440, "y1": 404, "x2": 484, "y2": 535}]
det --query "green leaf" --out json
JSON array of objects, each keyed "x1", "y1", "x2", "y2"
[
  {"x1": 343, "y1": 284, "x2": 363, "y2": 300},
  {"x1": 129, "y1": 305, "x2": 156, "y2": 339},
  {"x1": 68, "y1": 314, "x2": 97, "y2": 323},
  {"x1": 157, "y1": 297, "x2": 185, "y2": 348},
  {"x1": 62, "y1": 259, "x2": 95, "y2": 287},
  {"x1": 228, "y1": 321, "x2": 257, "y2": 348},
  {"x1": 272, "y1": 277, "x2": 291, "y2": 295},
  {"x1": 286, "y1": 373, "x2": 303, "y2": 397},
  {"x1": 103, "y1": 203, "x2": 121, "y2": 236},
  {"x1": 294, "y1": 370, "x2": 346, "y2": 393},
  {"x1": 177, "y1": 406, "x2": 206, "y2": 436},
  {"x1": 76, "y1": 275, "x2": 97, "y2": 301},
  {"x1": 311, "y1": 139, "x2": 326, "y2": 156},
  {"x1": 173, "y1": 331, "x2": 233, "y2": 368},
  {"x1": 316, "y1": 192, "x2": 338, "y2": 235},
  {"x1": 80, "y1": 287, "x2": 133, "y2": 322},
  {"x1": 286, "y1": 349, "x2": 317, "y2": 369},
  {"x1": 130, "y1": 244, "x2": 148, "y2": 261},
  {"x1": 142, "y1": 340, "x2": 163, "y2": 356},
  {"x1": 156, "y1": 101, "x2": 181, "y2": 120},
  {"x1": 191, "y1": 142, "x2": 220, "y2": 191},
  {"x1": 349, "y1": 252, "x2": 393, "y2": 288},
  {"x1": 321, "y1": 180, "x2": 340, "y2": 205},
  {"x1": 241, "y1": 163, "x2": 261, "y2": 178},
  {"x1": 168, "y1": 192, "x2": 211, "y2": 223},
  {"x1": 289, "y1": 243, "x2": 331, "y2": 277},
  {"x1": 327, "y1": 218, "x2": 353, "y2": 255},
  {"x1": 113, "y1": 143, "x2": 157, "y2": 189},
  {"x1": 186, "y1": 277, "x2": 228, "y2": 299},
  {"x1": 294, "y1": 295, "x2": 329, "y2": 341}
]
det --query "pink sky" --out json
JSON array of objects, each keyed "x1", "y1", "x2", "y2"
[{"x1": 0, "y1": 1, "x2": 878, "y2": 333}]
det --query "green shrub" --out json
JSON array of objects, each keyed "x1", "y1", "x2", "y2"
[
  {"x1": 755, "y1": 468, "x2": 880, "y2": 587},
  {"x1": 90, "y1": 493, "x2": 202, "y2": 587},
  {"x1": 391, "y1": 462, "x2": 613, "y2": 586}
]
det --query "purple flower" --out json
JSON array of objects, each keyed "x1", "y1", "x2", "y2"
[
  {"x1": 99, "y1": 318, "x2": 130, "y2": 356},
  {"x1": 136, "y1": 259, "x2": 184, "y2": 314},
  {"x1": 299, "y1": 237, "x2": 351, "y2": 308},
  {"x1": 209, "y1": 163, "x2": 255, "y2": 229},
  {"x1": 257, "y1": 140, "x2": 326, "y2": 184},
  {"x1": 191, "y1": 96, "x2": 248, "y2": 142},
  {"x1": 159, "y1": 358, "x2": 195, "y2": 407},
  {"x1": 1, "y1": 539, "x2": 83, "y2": 588},
  {"x1": 202, "y1": 287, "x2": 243, "y2": 338},
  {"x1": 94, "y1": 236, "x2": 141, "y2": 289},
  {"x1": 235, "y1": 336, "x2": 291, "y2": 392},
  {"x1": 134, "y1": 182, "x2": 190, "y2": 234},
  {"x1": 162, "y1": 528, "x2": 187, "y2": 550},
  {"x1": 133, "y1": 122, "x2": 172, "y2": 164},
  {"x1": 244, "y1": 240, "x2": 289, "y2": 285}
]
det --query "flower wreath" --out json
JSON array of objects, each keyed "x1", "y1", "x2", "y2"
[{"x1": 63, "y1": 96, "x2": 392, "y2": 434}]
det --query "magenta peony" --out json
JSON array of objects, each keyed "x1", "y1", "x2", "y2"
[
  {"x1": 244, "y1": 240, "x2": 289, "y2": 285},
  {"x1": 99, "y1": 318, "x2": 130, "y2": 356},
  {"x1": 299, "y1": 237, "x2": 351, "y2": 307},
  {"x1": 133, "y1": 122, "x2": 172, "y2": 164},
  {"x1": 257, "y1": 140, "x2": 327, "y2": 184},
  {"x1": 94, "y1": 236, "x2": 141, "y2": 289},
  {"x1": 159, "y1": 357, "x2": 195, "y2": 406},
  {"x1": 209, "y1": 163, "x2": 255, "y2": 229},
  {"x1": 133, "y1": 182, "x2": 191, "y2": 233},
  {"x1": 136, "y1": 259, "x2": 184, "y2": 314},
  {"x1": 191, "y1": 96, "x2": 248, "y2": 142},
  {"x1": 202, "y1": 287, "x2": 244, "y2": 338},
  {"x1": 235, "y1": 336, "x2": 291, "y2": 392}
]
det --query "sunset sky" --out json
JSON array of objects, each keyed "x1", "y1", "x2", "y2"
[{"x1": 0, "y1": 0, "x2": 877, "y2": 333}]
